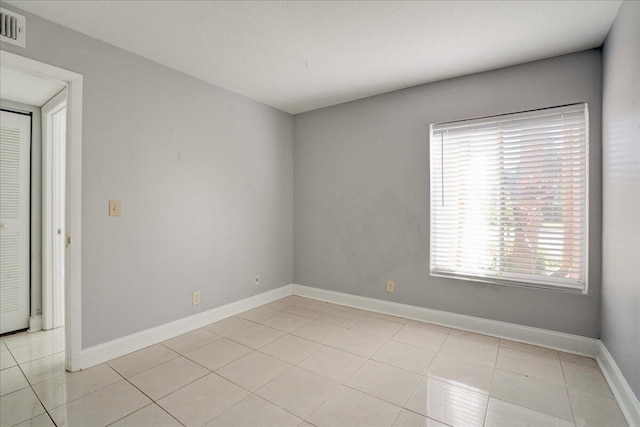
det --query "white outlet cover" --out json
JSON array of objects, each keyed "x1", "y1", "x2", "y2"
[{"x1": 386, "y1": 280, "x2": 395, "y2": 293}]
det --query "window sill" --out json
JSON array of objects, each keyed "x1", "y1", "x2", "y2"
[{"x1": 430, "y1": 271, "x2": 587, "y2": 295}]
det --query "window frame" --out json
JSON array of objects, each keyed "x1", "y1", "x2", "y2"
[{"x1": 428, "y1": 103, "x2": 590, "y2": 294}]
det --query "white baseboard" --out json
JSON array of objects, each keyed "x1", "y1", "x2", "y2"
[
  {"x1": 597, "y1": 341, "x2": 640, "y2": 426},
  {"x1": 79, "y1": 284, "x2": 293, "y2": 370},
  {"x1": 28, "y1": 315, "x2": 42, "y2": 332},
  {"x1": 292, "y1": 284, "x2": 598, "y2": 357}
]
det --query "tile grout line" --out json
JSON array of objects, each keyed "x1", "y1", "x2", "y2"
[
  {"x1": 482, "y1": 355, "x2": 499, "y2": 426},
  {"x1": 104, "y1": 402, "x2": 183, "y2": 427},
  {"x1": 16, "y1": 358, "x2": 58, "y2": 427},
  {"x1": 303, "y1": 313, "x2": 414, "y2": 424},
  {"x1": 560, "y1": 356, "x2": 580, "y2": 425},
  {"x1": 291, "y1": 300, "x2": 495, "y2": 426},
  {"x1": 29, "y1": 363, "x2": 128, "y2": 419},
  {"x1": 488, "y1": 396, "x2": 578, "y2": 425},
  {"x1": 108, "y1": 362, "x2": 188, "y2": 427},
  {"x1": 146, "y1": 341, "x2": 308, "y2": 426},
  {"x1": 229, "y1": 308, "x2": 413, "y2": 425},
  {"x1": 170, "y1": 353, "x2": 305, "y2": 425},
  {"x1": 4, "y1": 329, "x2": 65, "y2": 367},
  {"x1": 106, "y1": 346, "x2": 182, "y2": 381},
  {"x1": 211, "y1": 378, "x2": 307, "y2": 426},
  {"x1": 244, "y1": 303, "x2": 493, "y2": 426}
]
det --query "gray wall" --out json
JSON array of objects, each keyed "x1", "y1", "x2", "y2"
[
  {"x1": 294, "y1": 50, "x2": 602, "y2": 338},
  {"x1": 0, "y1": 99, "x2": 42, "y2": 320},
  {"x1": 1, "y1": 6, "x2": 293, "y2": 348},
  {"x1": 601, "y1": 0, "x2": 640, "y2": 399}
]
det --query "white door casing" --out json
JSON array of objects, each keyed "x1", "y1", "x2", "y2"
[
  {"x1": 42, "y1": 89, "x2": 67, "y2": 330},
  {"x1": 0, "y1": 110, "x2": 31, "y2": 334}
]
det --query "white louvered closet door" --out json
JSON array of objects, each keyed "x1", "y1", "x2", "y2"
[{"x1": 0, "y1": 110, "x2": 30, "y2": 334}]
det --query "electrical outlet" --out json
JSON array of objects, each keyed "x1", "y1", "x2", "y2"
[
  {"x1": 386, "y1": 280, "x2": 395, "y2": 293},
  {"x1": 192, "y1": 290, "x2": 201, "y2": 305},
  {"x1": 255, "y1": 275, "x2": 260, "y2": 286}
]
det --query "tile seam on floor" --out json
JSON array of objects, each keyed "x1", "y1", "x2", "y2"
[
  {"x1": 110, "y1": 362, "x2": 188, "y2": 427},
  {"x1": 222, "y1": 366, "x2": 318, "y2": 425},
  {"x1": 141, "y1": 353, "x2": 221, "y2": 397},
  {"x1": 8, "y1": 348, "x2": 65, "y2": 368},
  {"x1": 45, "y1": 378, "x2": 147, "y2": 426},
  {"x1": 335, "y1": 341, "x2": 420, "y2": 410},
  {"x1": 7, "y1": 336, "x2": 65, "y2": 354},
  {"x1": 497, "y1": 343, "x2": 561, "y2": 360},
  {"x1": 224, "y1": 324, "x2": 288, "y2": 349},
  {"x1": 169, "y1": 362, "x2": 309, "y2": 426},
  {"x1": 566, "y1": 384, "x2": 618, "y2": 401},
  {"x1": 11, "y1": 361, "x2": 50, "y2": 426},
  {"x1": 104, "y1": 402, "x2": 185, "y2": 427},
  {"x1": 484, "y1": 358, "x2": 499, "y2": 426},
  {"x1": 488, "y1": 396, "x2": 576, "y2": 426},
  {"x1": 28, "y1": 364, "x2": 123, "y2": 412},
  {"x1": 493, "y1": 354, "x2": 566, "y2": 387},
  {"x1": 19, "y1": 355, "x2": 67, "y2": 387},
  {"x1": 498, "y1": 338, "x2": 562, "y2": 359},
  {"x1": 212, "y1": 351, "x2": 292, "y2": 386},
  {"x1": 334, "y1": 340, "x2": 431, "y2": 377},
  {"x1": 563, "y1": 359, "x2": 616, "y2": 399},
  {"x1": 277, "y1": 316, "x2": 499, "y2": 382},
  {"x1": 128, "y1": 360, "x2": 211, "y2": 402},
  {"x1": 182, "y1": 342, "x2": 253, "y2": 373},
  {"x1": 0, "y1": 365, "x2": 29, "y2": 397},
  {"x1": 161, "y1": 328, "x2": 224, "y2": 354},
  {"x1": 389, "y1": 408, "x2": 403, "y2": 427},
  {"x1": 341, "y1": 375, "x2": 418, "y2": 411},
  {"x1": 492, "y1": 367, "x2": 576, "y2": 423},
  {"x1": 2, "y1": 389, "x2": 47, "y2": 426},
  {"x1": 561, "y1": 361, "x2": 580, "y2": 426}
]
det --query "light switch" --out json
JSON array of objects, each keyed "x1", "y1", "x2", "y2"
[{"x1": 109, "y1": 200, "x2": 121, "y2": 216}]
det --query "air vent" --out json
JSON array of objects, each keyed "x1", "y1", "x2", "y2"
[{"x1": 0, "y1": 8, "x2": 26, "y2": 48}]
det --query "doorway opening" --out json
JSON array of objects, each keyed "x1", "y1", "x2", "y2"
[{"x1": 0, "y1": 50, "x2": 83, "y2": 372}]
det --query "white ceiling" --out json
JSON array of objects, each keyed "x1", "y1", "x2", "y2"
[
  {"x1": 7, "y1": 1, "x2": 621, "y2": 114},
  {"x1": 0, "y1": 66, "x2": 66, "y2": 107}
]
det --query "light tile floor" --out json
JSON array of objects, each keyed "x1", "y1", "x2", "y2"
[{"x1": 0, "y1": 296, "x2": 629, "y2": 426}]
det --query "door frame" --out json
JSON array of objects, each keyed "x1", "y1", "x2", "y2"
[
  {"x1": 1, "y1": 50, "x2": 83, "y2": 372},
  {"x1": 41, "y1": 88, "x2": 67, "y2": 331}
]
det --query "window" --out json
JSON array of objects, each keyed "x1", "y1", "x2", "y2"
[{"x1": 430, "y1": 104, "x2": 588, "y2": 292}]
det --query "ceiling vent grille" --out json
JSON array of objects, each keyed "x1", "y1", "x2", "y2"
[{"x1": 0, "y1": 8, "x2": 26, "y2": 48}]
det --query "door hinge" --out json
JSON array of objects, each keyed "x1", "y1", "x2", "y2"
[{"x1": 66, "y1": 234, "x2": 71, "y2": 247}]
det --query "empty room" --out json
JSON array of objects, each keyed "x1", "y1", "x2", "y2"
[{"x1": 0, "y1": 1, "x2": 638, "y2": 426}]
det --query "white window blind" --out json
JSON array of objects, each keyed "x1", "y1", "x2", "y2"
[{"x1": 430, "y1": 104, "x2": 588, "y2": 292}]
